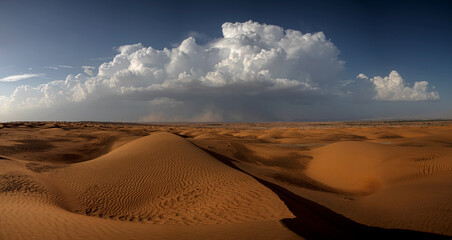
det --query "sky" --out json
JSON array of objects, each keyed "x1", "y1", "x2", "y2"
[{"x1": 0, "y1": 0, "x2": 451, "y2": 122}]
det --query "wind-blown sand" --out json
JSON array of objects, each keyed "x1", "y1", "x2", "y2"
[
  {"x1": 0, "y1": 130, "x2": 296, "y2": 239},
  {"x1": 0, "y1": 121, "x2": 451, "y2": 239},
  {"x1": 306, "y1": 141, "x2": 452, "y2": 233}
]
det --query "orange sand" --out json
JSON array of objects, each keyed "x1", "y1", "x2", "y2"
[{"x1": 1, "y1": 121, "x2": 451, "y2": 239}]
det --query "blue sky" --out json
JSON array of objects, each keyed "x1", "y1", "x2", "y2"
[{"x1": 0, "y1": 0, "x2": 451, "y2": 121}]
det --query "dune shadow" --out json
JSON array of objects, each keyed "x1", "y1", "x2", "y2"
[
  {"x1": 199, "y1": 146, "x2": 450, "y2": 240},
  {"x1": 0, "y1": 139, "x2": 54, "y2": 155}
]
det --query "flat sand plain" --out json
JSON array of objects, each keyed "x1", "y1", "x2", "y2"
[{"x1": 0, "y1": 121, "x2": 451, "y2": 239}]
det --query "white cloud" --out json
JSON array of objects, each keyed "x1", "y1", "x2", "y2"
[
  {"x1": 0, "y1": 21, "x2": 346, "y2": 121},
  {"x1": 47, "y1": 65, "x2": 73, "y2": 70},
  {"x1": 357, "y1": 73, "x2": 368, "y2": 80},
  {"x1": 0, "y1": 73, "x2": 42, "y2": 82},
  {"x1": 366, "y1": 70, "x2": 439, "y2": 101},
  {"x1": 57, "y1": 65, "x2": 73, "y2": 68},
  {"x1": 0, "y1": 21, "x2": 439, "y2": 122},
  {"x1": 82, "y1": 66, "x2": 96, "y2": 76}
]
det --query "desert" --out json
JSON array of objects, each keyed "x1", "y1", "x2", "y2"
[
  {"x1": 0, "y1": 121, "x2": 451, "y2": 239},
  {"x1": 2, "y1": 1, "x2": 451, "y2": 239}
]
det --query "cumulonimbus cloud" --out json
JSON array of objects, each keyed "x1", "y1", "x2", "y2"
[{"x1": 0, "y1": 21, "x2": 440, "y2": 122}]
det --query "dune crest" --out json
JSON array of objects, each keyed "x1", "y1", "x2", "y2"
[
  {"x1": 2, "y1": 121, "x2": 452, "y2": 238},
  {"x1": 0, "y1": 132, "x2": 298, "y2": 239},
  {"x1": 53, "y1": 132, "x2": 293, "y2": 224}
]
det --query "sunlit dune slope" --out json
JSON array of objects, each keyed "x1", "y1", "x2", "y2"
[
  {"x1": 306, "y1": 141, "x2": 452, "y2": 234},
  {"x1": 53, "y1": 132, "x2": 293, "y2": 224},
  {"x1": 0, "y1": 132, "x2": 298, "y2": 240},
  {"x1": 184, "y1": 123, "x2": 452, "y2": 236}
]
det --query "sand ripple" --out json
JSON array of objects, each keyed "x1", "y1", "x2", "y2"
[{"x1": 0, "y1": 132, "x2": 298, "y2": 240}]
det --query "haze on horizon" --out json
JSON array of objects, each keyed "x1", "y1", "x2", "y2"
[{"x1": 1, "y1": 0, "x2": 451, "y2": 122}]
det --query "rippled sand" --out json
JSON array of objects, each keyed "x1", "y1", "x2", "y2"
[{"x1": 0, "y1": 121, "x2": 451, "y2": 239}]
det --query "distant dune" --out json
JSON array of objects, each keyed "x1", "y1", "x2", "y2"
[
  {"x1": 306, "y1": 141, "x2": 452, "y2": 233},
  {"x1": 0, "y1": 121, "x2": 451, "y2": 239}
]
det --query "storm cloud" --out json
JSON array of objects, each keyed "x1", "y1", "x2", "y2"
[{"x1": 0, "y1": 21, "x2": 440, "y2": 122}]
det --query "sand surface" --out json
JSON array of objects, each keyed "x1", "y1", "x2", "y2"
[{"x1": 1, "y1": 121, "x2": 451, "y2": 239}]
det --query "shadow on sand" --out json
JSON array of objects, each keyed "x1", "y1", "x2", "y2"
[{"x1": 201, "y1": 147, "x2": 450, "y2": 240}]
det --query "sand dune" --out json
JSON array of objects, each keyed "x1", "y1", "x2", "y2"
[
  {"x1": 305, "y1": 140, "x2": 452, "y2": 234},
  {"x1": 0, "y1": 131, "x2": 298, "y2": 240},
  {"x1": 53, "y1": 132, "x2": 293, "y2": 224},
  {"x1": 185, "y1": 122, "x2": 452, "y2": 236},
  {"x1": 1, "y1": 121, "x2": 452, "y2": 239},
  {"x1": 0, "y1": 196, "x2": 297, "y2": 240}
]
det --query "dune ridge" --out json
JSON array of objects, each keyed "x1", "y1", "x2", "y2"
[
  {"x1": 53, "y1": 132, "x2": 293, "y2": 224},
  {"x1": 182, "y1": 123, "x2": 452, "y2": 236},
  {"x1": 0, "y1": 132, "x2": 298, "y2": 240},
  {"x1": 2, "y1": 121, "x2": 452, "y2": 239}
]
